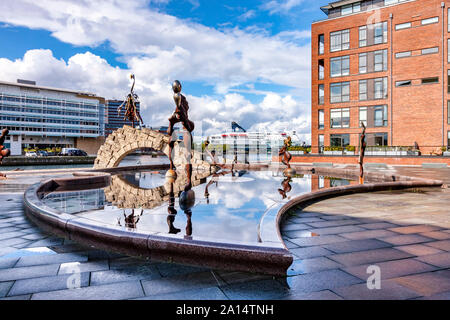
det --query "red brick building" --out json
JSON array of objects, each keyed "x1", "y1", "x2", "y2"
[{"x1": 311, "y1": 0, "x2": 450, "y2": 155}]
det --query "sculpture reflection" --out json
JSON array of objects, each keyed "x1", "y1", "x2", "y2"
[
  {"x1": 167, "y1": 182, "x2": 181, "y2": 234},
  {"x1": 118, "y1": 208, "x2": 143, "y2": 229},
  {"x1": 278, "y1": 176, "x2": 292, "y2": 200}
]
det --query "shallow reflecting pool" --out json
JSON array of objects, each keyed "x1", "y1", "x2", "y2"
[{"x1": 41, "y1": 169, "x2": 353, "y2": 246}]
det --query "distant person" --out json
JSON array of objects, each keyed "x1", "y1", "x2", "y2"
[{"x1": 0, "y1": 129, "x2": 11, "y2": 178}]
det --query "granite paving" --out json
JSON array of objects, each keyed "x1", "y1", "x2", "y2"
[{"x1": 0, "y1": 166, "x2": 448, "y2": 300}]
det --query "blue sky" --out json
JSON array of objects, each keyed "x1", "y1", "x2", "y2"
[{"x1": 0, "y1": 0, "x2": 331, "y2": 142}]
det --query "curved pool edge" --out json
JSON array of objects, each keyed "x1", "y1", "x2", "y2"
[
  {"x1": 259, "y1": 166, "x2": 444, "y2": 250},
  {"x1": 23, "y1": 174, "x2": 293, "y2": 276}
]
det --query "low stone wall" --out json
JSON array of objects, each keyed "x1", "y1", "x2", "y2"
[
  {"x1": 273, "y1": 154, "x2": 450, "y2": 166},
  {"x1": 2, "y1": 156, "x2": 95, "y2": 166}
]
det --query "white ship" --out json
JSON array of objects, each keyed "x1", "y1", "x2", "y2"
[{"x1": 207, "y1": 122, "x2": 301, "y2": 151}]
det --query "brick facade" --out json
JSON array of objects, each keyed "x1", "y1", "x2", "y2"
[{"x1": 312, "y1": 0, "x2": 450, "y2": 155}]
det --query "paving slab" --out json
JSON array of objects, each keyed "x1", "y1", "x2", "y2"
[
  {"x1": 0, "y1": 257, "x2": 19, "y2": 269},
  {"x1": 136, "y1": 287, "x2": 228, "y2": 300},
  {"x1": 341, "y1": 229, "x2": 398, "y2": 240},
  {"x1": 395, "y1": 244, "x2": 443, "y2": 257},
  {"x1": 15, "y1": 252, "x2": 88, "y2": 268},
  {"x1": 289, "y1": 235, "x2": 348, "y2": 247},
  {"x1": 309, "y1": 225, "x2": 366, "y2": 236},
  {"x1": 287, "y1": 257, "x2": 342, "y2": 276},
  {"x1": 420, "y1": 231, "x2": 450, "y2": 240},
  {"x1": 392, "y1": 270, "x2": 450, "y2": 297},
  {"x1": 342, "y1": 258, "x2": 436, "y2": 281},
  {"x1": 0, "y1": 281, "x2": 13, "y2": 298},
  {"x1": 283, "y1": 290, "x2": 343, "y2": 300},
  {"x1": 142, "y1": 271, "x2": 218, "y2": 296},
  {"x1": 8, "y1": 272, "x2": 90, "y2": 296},
  {"x1": 425, "y1": 240, "x2": 450, "y2": 251},
  {"x1": 379, "y1": 234, "x2": 434, "y2": 246},
  {"x1": 389, "y1": 225, "x2": 442, "y2": 234},
  {"x1": 323, "y1": 239, "x2": 391, "y2": 254},
  {"x1": 333, "y1": 280, "x2": 421, "y2": 300},
  {"x1": 289, "y1": 246, "x2": 334, "y2": 259},
  {"x1": 328, "y1": 248, "x2": 414, "y2": 267},
  {"x1": 221, "y1": 279, "x2": 289, "y2": 300},
  {"x1": 416, "y1": 252, "x2": 450, "y2": 268},
  {"x1": 0, "y1": 264, "x2": 60, "y2": 281},
  {"x1": 58, "y1": 260, "x2": 109, "y2": 274},
  {"x1": 286, "y1": 269, "x2": 363, "y2": 293},
  {"x1": 90, "y1": 265, "x2": 161, "y2": 286},
  {"x1": 31, "y1": 280, "x2": 145, "y2": 300}
]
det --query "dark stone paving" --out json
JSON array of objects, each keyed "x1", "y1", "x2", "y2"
[{"x1": 0, "y1": 166, "x2": 449, "y2": 300}]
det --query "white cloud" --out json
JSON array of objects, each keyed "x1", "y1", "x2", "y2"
[
  {"x1": 261, "y1": 0, "x2": 305, "y2": 15},
  {"x1": 0, "y1": 0, "x2": 312, "y2": 143}
]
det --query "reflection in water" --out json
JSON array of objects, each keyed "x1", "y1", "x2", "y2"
[
  {"x1": 118, "y1": 208, "x2": 143, "y2": 229},
  {"x1": 278, "y1": 177, "x2": 292, "y2": 200},
  {"x1": 42, "y1": 169, "x2": 354, "y2": 244}
]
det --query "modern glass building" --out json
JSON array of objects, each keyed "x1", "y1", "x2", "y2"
[
  {"x1": 0, "y1": 79, "x2": 106, "y2": 155},
  {"x1": 105, "y1": 99, "x2": 141, "y2": 137}
]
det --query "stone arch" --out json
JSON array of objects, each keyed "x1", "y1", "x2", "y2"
[
  {"x1": 94, "y1": 125, "x2": 210, "y2": 170},
  {"x1": 103, "y1": 170, "x2": 212, "y2": 209}
]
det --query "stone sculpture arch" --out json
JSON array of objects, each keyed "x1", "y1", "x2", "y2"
[
  {"x1": 94, "y1": 125, "x2": 211, "y2": 170},
  {"x1": 103, "y1": 170, "x2": 212, "y2": 209}
]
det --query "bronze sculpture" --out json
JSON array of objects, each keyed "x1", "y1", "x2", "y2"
[
  {"x1": 278, "y1": 176, "x2": 292, "y2": 200},
  {"x1": 279, "y1": 136, "x2": 296, "y2": 177},
  {"x1": 117, "y1": 74, "x2": 143, "y2": 128},
  {"x1": 359, "y1": 122, "x2": 366, "y2": 184},
  {"x1": 0, "y1": 129, "x2": 11, "y2": 178},
  {"x1": 166, "y1": 80, "x2": 195, "y2": 192},
  {"x1": 167, "y1": 182, "x2": 181, "y2": 234}
]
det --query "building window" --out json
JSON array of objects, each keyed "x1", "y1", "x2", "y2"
[
  {"x1": 374, "y1": 105, "x2": 388, "y2": 127},
  {"x1": 319, "y1": 84, "x2": 324, "y2": 105},
  {"x1": 341, "y1": 2, "x2": 360, "y2": 16},
  {"x1": 359, "y1": 53, "x2": 367, "y2": 73},
  {"x1": 319, "y1": 59, "x2": 324, "y2": 80},
  {"x1": 319, "y1": 34, "x2": 324, "y2": 55},
  {"x1": 330, "y1": 108, "x2": 350, "y2": 128},
  {"x1": 330, "y1": 56, "x2": 350, "y2": 77},
  {"x1": 318, "y1": 135, "x2": 324, "y2": 153},
  {"x1": 359, "y1": 26, "x2": 367, "y2": 47},
  {"x1": 395, "y1": 22, "x2": 411, "y2": 30},
  {"x1": 360, "y1": 77, "x2": 388, "y2": 100},
  {"x1": 330, "y1": 29, "x2": 350, "y2": 52},
  {"x1": 365, "y1": 132, "x2": 388, "y2": 146},
  {"x1": 396, "y1": 80, "x2": 412, "y2": 87},
  {"x1": 447, "y1": 101, "x2": 450, "y2": 124},
  {"x1": 359, "y1": 22, "x2": 388, "y2": 47},
  {"x1": 330, "y1": 82, "x2": 350, "y2": 103},
  {"x1": 359, "y1": 107, "x2": 367, "y2": 127},
  {"x1": 385, "y1": 0, "x2": 408, "y2": 4},
  {"x1": 360, "y1": 105, "x2": 388, "y2": 127},
  {"x1": 318, "y1": 109, "x2": 324, "y2": 130},
  {"x1": 448, "y1": 131, "x2": 450, "y2": 148},
  {"x1": 421, "y1": 17, "x2": 439, "y2": 25},
  {"x1": 359, "y1": 80, "x2": 367, "y2": 100},
  {"x1": 374, "y1": 49, "x2": 388, "y2": 71},
  {"x1": 421, "y1": 77, "x2": 439, "y2": 84},
  {"x1": 448, "y1": 39, "x2": 450, "y2": 62},
  {"x1": 395, "y1": 51, "x2": 411, "y2": 58},
  {"x1": 330, "y1": 134, "x2": 350, "y2": 147},
  {"x1": 421, "y1": 47, "x2": 439, "y2": 55}
]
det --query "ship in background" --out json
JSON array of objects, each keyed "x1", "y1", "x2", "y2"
[{"x1": 207, "y1": 122, "x2": 302, "y2": 153}]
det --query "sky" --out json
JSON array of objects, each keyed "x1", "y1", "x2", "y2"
[{"x1": 0, "y1": 0, "x2": 331, "y2": 143}]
